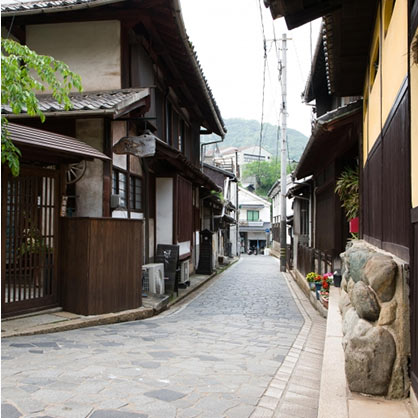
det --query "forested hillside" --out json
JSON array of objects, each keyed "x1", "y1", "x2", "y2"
[{"x1": 205, "y1": 118, "x2": 309, "y2": 161}]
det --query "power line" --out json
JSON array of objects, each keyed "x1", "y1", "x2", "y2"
[{"x1": 256, "y1": 0, "x2": 268, "y2": 182}]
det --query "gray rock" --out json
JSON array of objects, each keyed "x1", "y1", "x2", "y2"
[
  {"x1": 342, "y1": 309, "x2": 373, "y2": 350},
  {"x1": 342, "y1": 270, "x2": 349, "y2": 291},
  {"x1": 351, "y1": 281, "x2": 380, "y2": 322},
  {"x1": 339, "y1": 290, "x2": 352, "y2": 317},
  {"x1": 378, "y1": 300, "x2": 398, "y2": 326},
  {"x1": 342, "y1": 308, "x2": 359, "y2": 337},
  {"x1": 346, "y1": 244, "x2": 375, "y2": 283},
  {"x1": 365, "y1": 254, "x2": 397, "y2": 302},
  {"x1": 345, "y1": 326, "x2": 396, "y2": 396},
  {"x1": 347, "y1": 278, "x2": 355, "y2": 297}
]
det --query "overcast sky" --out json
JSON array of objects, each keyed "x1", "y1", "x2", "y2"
[{"x1": 180, "y1": 0, "x2": 321, "y2": 137}]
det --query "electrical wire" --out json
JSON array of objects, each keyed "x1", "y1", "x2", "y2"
[{"x1": 256, "y1": 0, "x2": 268, "y2": 183}]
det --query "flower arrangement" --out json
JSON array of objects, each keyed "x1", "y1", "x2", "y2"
[{"x1": 306, "y1": 272, "x2": 317, "y2": 283}]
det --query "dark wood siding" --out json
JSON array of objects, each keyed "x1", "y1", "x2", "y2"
[
  {"x1": 412, "y1": 215, "x2": 418, "y2": 396},
  {"x1": 177, "y1": 176, "x2": 192, "y2": 243},
  {"x1": 363, "y1": 90, "x2": 410, "y2": 261},
  {"x1": 60, "y1": 217, "x2": 143, "y2": 315}
]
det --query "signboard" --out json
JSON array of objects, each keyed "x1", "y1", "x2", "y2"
[{"x1": 112, "y1": 131, "x2": 156, "y2": 157}]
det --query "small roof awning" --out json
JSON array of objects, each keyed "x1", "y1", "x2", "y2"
[
  {"x1": 8, "y1": 122, "x2": 110, "y2": 163},
  {"x1": 3, "y1": 88, "x2": 150, "y2": 120},
  {"x1": 294, "y1": 100, "x2": 362, "y2": 179}
]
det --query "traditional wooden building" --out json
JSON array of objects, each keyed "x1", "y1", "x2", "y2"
[
  {"x1": 202, "y1": 163, "x2": 239, "y2": 265},
  {"x1": 265, "y1": 0, "x2": 418, "y2": 403},
  {"x1": 1, "y1": 0, "x2": 226, "y2": 316}
]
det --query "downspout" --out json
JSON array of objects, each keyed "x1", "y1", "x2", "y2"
[{"x1": 308, "y1": 185, "x2": 313, "y2": 248}]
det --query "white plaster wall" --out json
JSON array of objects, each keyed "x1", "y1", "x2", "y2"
[
  {"x1": 75, "y1": 119, "x2": 104, "y2": 217},
  {"x1": 27, "y1": 21, "x2": 121, "y2": 91},
  {"x1": 178, "y1": 241, "x2": 191, "y2": 256},
  {"x1": 156, "y1": 178, "x2": 173, "y2": 245},
  {"x1": 212, "y1": 233, "x2": 219, "y2": 269},
  {"x1": 112, "y1": 210, "x2": 129, "y2": 218},
  {"x1": 149, "y1": 218, "x2": 155, "y2": 260},
  {"x1": 193, "y1": 231, "x2": 200, "y2": 272},
  {"x1": 259, "y1": 206, "x2": 271, "y2": 223},
  {"x1": 230, "y1": 225, "x2": 238, "y2": 256}
]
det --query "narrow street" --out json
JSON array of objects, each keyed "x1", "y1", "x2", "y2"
[{"x1": 2, "y1": 256, "x2": 324, "y2": 418}]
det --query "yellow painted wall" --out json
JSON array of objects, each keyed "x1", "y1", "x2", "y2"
[
  {"x1": 381, "y1": 0, "x2": 408, "y2": 125},
  {"x1": 411, "y1": 28, "x2": 418, "y2": 208},
  {"x1": 368, "y1": 66, "x2": 382, "y2": 152},
  {"x1": 363, "y1": 0, "x2": 408, "y2": 164},
  {"x1": 363, "y1": 13, "x2": 381, "y2": 159}
]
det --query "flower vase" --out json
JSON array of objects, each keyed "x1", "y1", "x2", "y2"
[
  {"x1": 315, "y1": 282, "x2": 322, "y2": 300},
  {"x1": 308, "y1": 282, "x2": 315, "y2": 291}
]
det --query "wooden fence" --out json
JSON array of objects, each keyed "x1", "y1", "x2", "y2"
[
  {"x1": 297, "y1": 244, "x2": 334, "y2": 277},
  {"x1": 60, "y1": 217, "x2": 143, "y2": 315}
]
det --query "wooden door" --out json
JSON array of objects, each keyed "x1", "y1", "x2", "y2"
[{"x1": 2, "y1": 167, "x2": 60, "y2": 316}]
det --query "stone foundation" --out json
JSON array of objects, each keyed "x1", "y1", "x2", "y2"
[{"x1": 339, "y1": 240, "x2": 410, "y2": 399}]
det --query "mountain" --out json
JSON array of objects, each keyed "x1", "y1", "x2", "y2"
[{"x1": 205, "y1": 118, "x2": 309, "y2": 162}]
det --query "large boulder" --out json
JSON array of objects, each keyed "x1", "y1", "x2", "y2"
[
  {"x1": 346, "y1": 244, "x2": 375, "y2": 283},
  {"x1": 342, "y1": 307, "x2": 360, "y2": 337},
  {"x1": 339, "y1": 290, "x2": 352, "y2": 316},
  {"x1": 343, "y1": 243, "x2": 375, "y2": 282},
  {"x1": 342, "y1": 308, "x2": 372, "y2": 350},
  {"x1": 378, "y1": 300, "x2": 398, "y2": 326},
  {"x1": 345, "y1": 326, "x2": 396, "y2": 396},
  {"x1": 365, "y1": 254, "x2": 397, "y2": 302},
  {"x1": 351, "y1": 281, "x2": 380, "y2": 322}
]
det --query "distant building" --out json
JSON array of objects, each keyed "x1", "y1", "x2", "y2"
[
  {"x1": 204, "y1": 145, "x2": 272, "y2": 180},
  {"x1": 238, "y1": 187, "x2": 271, "y2": 253}
]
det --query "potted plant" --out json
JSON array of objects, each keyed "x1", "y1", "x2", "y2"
[
  {"x1": 306, "y1": 272, "x2": 317, "y2": 291},
  {"x1": 335, "y1": 165, "x2": 359, "y2": 235},
  {"x1": 314, "y1": 275, "x2": 323, "y2": 299}
]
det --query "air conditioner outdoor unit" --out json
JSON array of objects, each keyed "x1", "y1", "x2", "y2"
[
  {"x1": 178, "y1": 260, "x2": 190, "y2": 288},
  {"x1": 142, "y1": 263, "x2": 165, "y2": 295}
]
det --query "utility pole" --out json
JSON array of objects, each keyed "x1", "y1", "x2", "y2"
[{"x1": 279, "y1": 33, "x2": 288, "y2": 272}]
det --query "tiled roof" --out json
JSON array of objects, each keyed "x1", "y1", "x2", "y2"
[
  {"x1": 1, "y1": 0, "x2": 226, "y2": 137},
  {"x1": 8, "y1": 122, "x2": 110, "y2": 161},
  {"x1": 1, "y1": 0, "x2": 112, "y2": 14},
  {"x1": 3, "y1": 88, "x2": 150, "y2": 119}
]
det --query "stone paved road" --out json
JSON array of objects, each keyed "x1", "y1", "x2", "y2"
[{"x1": 2, "y1": 256, "x2": 305, "y2": 418}]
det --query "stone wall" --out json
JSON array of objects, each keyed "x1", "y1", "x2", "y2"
[{"x1": 339, "y1": 240, "x2": 410, "y2": 399}]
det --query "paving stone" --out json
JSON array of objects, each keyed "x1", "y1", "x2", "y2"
[
  {"x1": 2, "y1": 257, "x2": 309, "y2": 418},
  {"x1": 143, "y1": 389, "x2": 186, "y2": 402},
  {"x1": 90, "y1": 410, "x2": 147, "y2": 418},
  {"x1": 1, "y1": 403, "x2": 23, "y2": 418}
]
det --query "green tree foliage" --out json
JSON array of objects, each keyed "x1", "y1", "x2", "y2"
[
  {"x1": 1, "y1": 38, "x2": 82, "y2": 176},
  {"x1": 243, "y1": 159, "x2": 296, "y2": 198},
  {"x1": 205, "y1": 118, "x2": 309, "y2": 162}
]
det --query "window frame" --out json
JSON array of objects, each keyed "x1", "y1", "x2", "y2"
[
  {"x1": 112, "y1": 167, "x2": 143, "y2": 214},
  {"x1": 247, "y1": 210, "x2": 260, "y2": 222}
]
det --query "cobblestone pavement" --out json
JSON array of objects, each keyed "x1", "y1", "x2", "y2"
[{"x1": 2, "y1": 256, "x2": 308, "y2": 418}]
